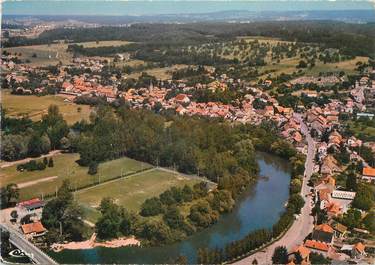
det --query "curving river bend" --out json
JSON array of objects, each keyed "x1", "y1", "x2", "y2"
[{"x1": 49, "y1": 152, "x2": 291, "y2": 264}]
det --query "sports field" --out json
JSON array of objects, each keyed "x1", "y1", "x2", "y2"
[
  {"x1": 0, "y1": 153, "x2": 152, "y2": 200},
  {"x1": 76, "y1": 168, "x2": 199, "y2": 222},
  {"x1": 1, "y1": 90, "x2": 92, "y2": 125}
]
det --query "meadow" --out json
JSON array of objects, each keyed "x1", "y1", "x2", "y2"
[
  {"x1": 2, "y1": 90, "x2": 92, "y2": 125},
  {"x1": 76, "y1": 168, "x2": 199, "y2": 222},
  {"x1": 0, "y1": 153, "x2": 152, "y2": 200},
  {"x1": 259, "y1": 56, "x2": 368, "y2": 79},
  {"x1": 4, "y1": 40, "x2": 132, "y2": 66}
]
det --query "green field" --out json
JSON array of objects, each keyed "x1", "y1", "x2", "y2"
[
  {"x1": 76, "y1": 169, "x2": 199, "y2": 222},
  {"x1": 0, "y1": 153, "x2": 152, "y2": 200},
  {"x1": 259, "y1": 56, "x2": 367, "y2": 79},
  {"x1": 128, "y1": 64, "x2": 187, "y2": 80},
  {"x1": 4, "y1": 40, "x2": 132, "y2": 66},
  {"x1": 346, "y1": 120, "x2": 375, "y2": 142},
  {"x1": 2, "y1": 90, "x2": 92, "y2": 125}
]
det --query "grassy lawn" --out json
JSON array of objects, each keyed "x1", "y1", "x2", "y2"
[
  {"x1": 2, "y1": 90, "x2": 92, "y2": 125},
  {"x1": 346, "y1": 120, "x2": 375, "y2": 141},
  {"x1": 258, "y1": 56, "x2": 367, "y2": 80},
  {"x1": 127, "y1": 64, "x2": 187, "y2": 80},
  {"x1": 304, "y1": 57, "x2": 368, "y2": 76},
  {"x1": 76, "y1": 169, "x2": 199, "y2": 222},
  {"x1": 4, "y1": 40, "x2": 132, "y2": 66},
  {"x1": 259, "y1": 57, "x2": 301, "y2": 78},
  {"x1": 238, "y1": 36, "x2": 292, "y2": 45},
  {"x1": 0, "y1": 153, "x2": 153, "y2": 200}
]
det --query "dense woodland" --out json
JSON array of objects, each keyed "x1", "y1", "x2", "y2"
[
  {"x1": 1, "y1": 106, "x2": 69, "y2": 162},
  {"x1": 4, "y1": 21, "x2": 375, "y2": 58}
]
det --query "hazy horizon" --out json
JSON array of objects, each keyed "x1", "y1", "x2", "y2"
[{"x1": 3, "y1": 0, "x2": 375, "y2": 16}]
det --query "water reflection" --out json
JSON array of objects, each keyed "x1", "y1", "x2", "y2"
[{"x1": 50, "y1": 152, "x2": 291, "y2": 264}]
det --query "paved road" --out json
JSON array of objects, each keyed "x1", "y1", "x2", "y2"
[
  {"x1": 233, "y1": 115, "x2": 315, "y2": 265},
  {"x1": 0, "y1": 223, "x2": 58, "y2": 265},
  {"x1": 0, "y1": 150, "x2": 61, "y2": 169}
]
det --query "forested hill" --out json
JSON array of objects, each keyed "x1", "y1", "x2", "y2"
[{"x1": 3, "y1": 21, "x2": 375, "y2": 58}]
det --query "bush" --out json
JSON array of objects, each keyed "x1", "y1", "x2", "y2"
[
  {"x1": 140, "y1": 197, "x2": 163, "y2": 217},
  {"x1": 88, "y1": 162, "x2": 98, "y2": 175},
  {"x1": 48, "y1": 157, "x2": 54, "y2": 167},
  {"x1": 20, "y1": 214, "x2": 32, "y2": 225},
  {"x1": 352, "y1": 184, "x2": 374, "y2": 211},
  {"x1": 10, "y1": 210, "x2": 18, "y2": 220},
  {"x1": 288, "y1": 194, "x2": 305, "y2": 214},
  {"x1": 17, "y1": 160, "x2": 46, "y2": 171}
]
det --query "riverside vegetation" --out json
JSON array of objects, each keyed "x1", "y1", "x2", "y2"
[{"x1": 2, "y1": 102, "x2": 305, "y2": 247}]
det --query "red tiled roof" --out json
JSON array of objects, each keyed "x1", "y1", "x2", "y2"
[
  {"x1": 363, "y1": 167, "x2": 375, "y2": 177},
  {"x1": 315, "y1": 224, "x2": 334, "y2": 233},
  {"x1": 354, "y1": 242, "x2": 365, "y2": 253},
  {"x1": 21, "y1": 222, "x2": 46, "y2": 234},
  {"x1": 292, "y1": 245, "x2": 311, "y2": 259},
  {"x1": 175, "y1": 94, "x2": 188, "y2": 101},
  {"x1": 18, "y1": 198, "x2": 42, "y2": 207},
  {"x1": 304, "y1": 240, "x2": 329, "y2": 252}
]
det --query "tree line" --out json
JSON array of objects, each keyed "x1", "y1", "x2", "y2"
[
  {"x1": 197, "y1": 145, "x2": 305, "y2": 263},
  {"x1": 1, "y1": 105, "x2": 69, "y2": 161},
  {"x1": 4, "y1": 22, "x2": 374, "y2": 58}
]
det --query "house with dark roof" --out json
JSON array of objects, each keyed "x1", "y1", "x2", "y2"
[
  {"x1": 332, "y1": 223, "x2": 347, "y2": 239},
  {"x1": 17, "y1": 198, "x2": 45, "y2": 213}
]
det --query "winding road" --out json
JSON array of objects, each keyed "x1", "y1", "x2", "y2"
[{"x1": 233, "y1": 114, "x2": 315, "y2": 264}]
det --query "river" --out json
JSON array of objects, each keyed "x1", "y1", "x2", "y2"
[{"x1": 49, "y1": 152, "x2": 291, "y2": 264}]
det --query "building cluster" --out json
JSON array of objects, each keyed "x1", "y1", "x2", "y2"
[
  {"x1": 290, "y1": 75, "x2": 342, "y2": 87},
  {"x1": 285, "y1": 74, "x2": 375, "y2": 264},
  {"x1": 14, "y1": 198, "x2": 47, "y2": 240},
  {"x1": 288, "y1": 226, "x2": 367, "y2": 265},
  {"x1": 351, "y1": 76, "x2": 375, "y2": 111}
]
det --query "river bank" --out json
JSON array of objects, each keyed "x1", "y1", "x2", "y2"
[
  {"x1": 49, "y1": 152, "x2": 291, "y2": 264},
  {"x1": 51, "y1": 233, "x2": 140, "y2": 252}
]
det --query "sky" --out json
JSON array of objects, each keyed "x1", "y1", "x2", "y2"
[{"x1": 2, "y1": 0, "x2": 375, "y2": 16}]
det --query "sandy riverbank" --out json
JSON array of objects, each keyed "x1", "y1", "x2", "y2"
[{"x1": 51, "y1": 233, "x2": 140, "y2": 252}]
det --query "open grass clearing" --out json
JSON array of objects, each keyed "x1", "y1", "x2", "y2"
[
  {"x1": 4, "y1": 40, "x2": 132, "y2": 66},
  {"x1": 304, "y1": 56, "x2": 368, "y2": 76},
  {"x1": 1, "y1": 90, "x2": 92, "y2": 125},
  {"x1": 127, "y1": 64, "x2": 187, "y2": 80},
  {"x1": 237, "y1": 36, "x2": 294, "y2": 45},
  {"x1": 258, "y1": 56, "x2": 367, "y2": 80},
  {"x1": 76, "y1": 168, "x2": 200, "y2": 222},
  {"x1": 346, "y1": 121, "x2": 375, "y2": 141},
  {"x1": 0, "y1": 153, "x2": 152, "y2": 200}
]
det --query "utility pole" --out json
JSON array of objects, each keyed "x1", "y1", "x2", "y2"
[{"x1": 59, "y1": 221, "x2": 62, "y2": 237}]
